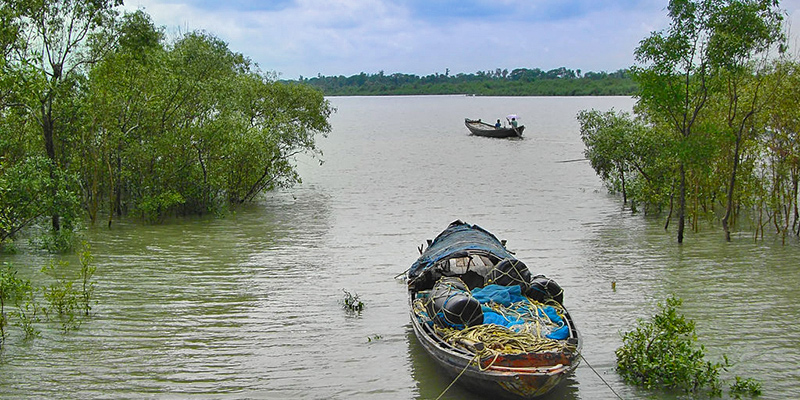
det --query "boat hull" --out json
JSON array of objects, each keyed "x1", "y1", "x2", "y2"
[
  {"x1": 410, "y1": 304, "x2": 580, "y2": 399},
  {"x1": 465, "y1": 118, "x2": 524, "y2": 138}
]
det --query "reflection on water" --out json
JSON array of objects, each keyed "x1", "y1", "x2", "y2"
[{"x1": 1, "y1": 96, "x2": 799, "y2": 399}]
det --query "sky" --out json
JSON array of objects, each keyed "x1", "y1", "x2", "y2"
[{"x1": 122, "y1": 0, "x2": 800, "y2": 80}]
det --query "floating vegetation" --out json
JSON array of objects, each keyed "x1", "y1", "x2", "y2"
[{"x1": 341, "y1": 289, "x2": 364, "y2": 313}]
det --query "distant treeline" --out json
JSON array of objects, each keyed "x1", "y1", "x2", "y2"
[{"x1": 296, "y1": 67, "x2": 637, "y2": 96}]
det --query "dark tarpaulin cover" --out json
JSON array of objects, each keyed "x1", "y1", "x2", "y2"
[{"x1": 408, "y1": 221, "x2": 515, "y2": 278}]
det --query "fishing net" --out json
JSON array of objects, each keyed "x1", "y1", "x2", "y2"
[
  {"x1": 528, "y1": 274, "x2": 565, "y2": 304},
  {"x1": 427, "y1": 277, "x2": 484, "y2": 329},
  {"x1": 426, "y1": 284, "x2": 574, "y2": 359},
  {"x1": 486, "y1": 259, "x2": 532, "y2": 291}
]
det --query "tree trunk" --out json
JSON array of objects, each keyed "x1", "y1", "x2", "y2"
[
  {"x1": 792, "y1": 170, "x2": 799, "y2": 236},
  {"x1": 678, "y1": 164, "x2": 686, "y2": 243},
  {"x1": 722, "y1": 136, "x2": 742, "y2": 242},
  {"x1": 42, "y1": 100, "x2": 61, "y2": 232},
  {"x1": 115, "y1": 152, "x2": 122, "y2": 217},
  {"x1": 619, "y1": 165, "x2": 627, "y2": 204}
]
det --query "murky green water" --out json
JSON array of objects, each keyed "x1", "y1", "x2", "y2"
[{"x1": 1, "y1": 95, "x2": 799, "y2": 399}]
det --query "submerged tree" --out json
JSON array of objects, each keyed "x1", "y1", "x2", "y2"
[
  {"x1": 11, "y1": 0, "x2": 121, "y2": 233},
  {"x1": 578, "y1": 109, "x2": 674, "y2": 214},
  {"x1": 616, "y1": 296, "x2": 725, "y2": 395},
  {"x1": 603, "y1": 0, "x2": 789, "y2": 243},
  {"x1": 763, "y1": 61, "x2": 800, "y2": 240},
  {"x1": 633, "y1": 0, "x2": 715, "y2": 243},
  {"x1": 85, "y1": 27, "x2": 333, "y2": 222},
  {"x1": 705, "y1": 0, "x2": 786, "y2": 241},
  {"x1": 1, "y1": 5, "x2": 334, "y2": 246}
]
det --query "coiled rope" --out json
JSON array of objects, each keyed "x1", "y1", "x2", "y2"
[{"x1": 437, "y1": 324, "x2": 571, "y2": 358}]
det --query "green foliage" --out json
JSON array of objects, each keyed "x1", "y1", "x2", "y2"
[
  {"x1": 616, "y1": 296, "x2": 765, "y2": 398},
  {"x1": 0, "y1": 156, "x2": 54, "y2": 243},
  {"x1": 1, "y1": 4, "x2": 334, "y2": 238},
  {"x1": 730, "y1": 376, "x2": 763, "y2": 397},
  {"x1": 41, "y1": 261, "x2": 81, "y2": 333},
  {"x1": 11, "y1": 283, "x2": 40, "y2": 340},
  {"x1": 78, "y1": 242, "x2": 96, "y2": 316},
  {"x1": 33, "y1": 229, "x2": 76, "y2": 254},
  {"x1": 341, "y1": 289, "x2": 364, "y2": 313},
  {"x1": 78, "y1": 18, "x2": 333, "y2": 224},
  {"x1": 0, "y1": 245, "x2": 97, "y2": 346},
  {"x1": 0, "y1": 263, "x2": 28, "y2": 343},
  {"x1": 580, "y1": 0, "x2": 791, "y2": 242},
  {"x1": 578, "y1": 109, "x2": 674, "y2": 213},
  {"x1": 615, "y1": 296, "x2": 725, "y2": 395},
  {"x1": 300, "y1": 68, "x2": 637, "y2": 96},
  {"x1": 135, "y1": 191, "x2": 186, "y2": 223}
]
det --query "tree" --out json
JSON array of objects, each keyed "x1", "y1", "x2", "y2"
[
  {"x1": 82, "y1": 10, "x2": 164, "y2": 226},
  {"x1": 578, "y1": 109, "x2": 674, "y2": 213},
  {"x1": 12, "y1": 0, "x2": 121, "y2": 232},
  {"x1": 83, "y1": 25, "x2": 333, "y2": 222},
  {"x1": 632, "y1": 0, "x2": 785, "y2": 243},
  {"x1": 763, "y1": 61, "x2": 800, "y2": 239},
  {"x1": 705, "y1": 0, "x2": 785, "y2": 241}
]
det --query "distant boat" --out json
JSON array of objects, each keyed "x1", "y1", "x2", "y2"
[
  {"x1": 407, "y1": 221, "x2": 580, "y2": 399},
  {"x1": 465, "y1": 118, "x2": 524, "y2": 138}
]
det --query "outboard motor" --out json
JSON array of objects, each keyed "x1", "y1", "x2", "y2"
[{"x1": 428, "y1": 277, "x2": 483, "y2": 329}]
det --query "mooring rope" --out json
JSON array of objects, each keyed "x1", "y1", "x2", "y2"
[
  {"x1": 579, "y1": 353, "x2": 624, "y2": 400},
  {"x1": 433, "y1": 352, "x2": 481, "y2": 400}
]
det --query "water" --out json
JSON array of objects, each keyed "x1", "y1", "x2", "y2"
[{"x1": 2, "y1": 95, "x2": 799, "y2": 399}]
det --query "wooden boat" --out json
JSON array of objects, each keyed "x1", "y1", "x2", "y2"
[
  {"x1": 407, "y1": 221, "x2": 580, "y2": 399},
  {"x1": 465, "y1": 118, "x2": 525, "y2": 138}
]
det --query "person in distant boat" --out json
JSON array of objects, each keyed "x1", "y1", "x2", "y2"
[
  {"x1": 495, "y1": 119, "x2": 502, "y2": 128},
  {"x1": 510, "y1": 117, "x2": 518, "y2": 129}
]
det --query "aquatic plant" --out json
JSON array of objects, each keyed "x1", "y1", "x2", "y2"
[
  {"x1": 0, "y1": 245, "x2": 98, "y2": 347},
  {"x1": 616, "y1": 296, "x2": 724, "y2": 395},
  {"x1": 341, "y1": 289, "x2": 364, "y2": 313},
  {"x1": 616, "y1": 296, "x2": 763, "y2": 397},
  {"x1": 42, "y1": 260, "x2": 81, "y2": 333},
  {"x1": 730, "y1": 376, "x2": 762, "y2": 397},
  {"x1": 78, "y1": 242, "x2": 96, "y2": 316},
  {"x1": 0, "y1": 263, "x2": 28, "y2": 343}
]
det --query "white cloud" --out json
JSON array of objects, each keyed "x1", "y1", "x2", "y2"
[{"x1": 123, "y1": 0, "x2": 800, "y2": 79}]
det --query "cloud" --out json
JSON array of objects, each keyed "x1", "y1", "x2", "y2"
[{"x1": 123, "y1": 0, "x2": 800, "y2": 79}]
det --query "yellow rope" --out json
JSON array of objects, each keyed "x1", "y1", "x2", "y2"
[
  {"x1": 437, "y1": 324, "x2": 570, "y2": 356},
  {"x1": 434, "y1": 352, "x2": 481, "y2": 400}
]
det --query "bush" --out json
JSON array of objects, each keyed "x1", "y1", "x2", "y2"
[{"x1": 615, "y1": 296, "x2": 724, "y2": 395}]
